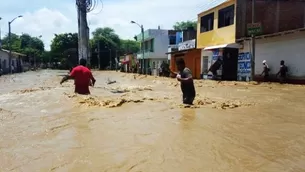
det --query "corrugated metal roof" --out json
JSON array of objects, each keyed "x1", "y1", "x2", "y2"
[{"x1": 199, "y1": 0, "x2": 230, "y2": 14}]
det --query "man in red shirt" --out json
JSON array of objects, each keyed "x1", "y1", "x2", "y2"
[{"x1": 60, "y1": 58, "x2": 96, "y2": 95}]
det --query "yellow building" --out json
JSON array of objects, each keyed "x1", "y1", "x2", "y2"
[{"x1": 197, "y1": 0, "x2": 241, "y2": 81}]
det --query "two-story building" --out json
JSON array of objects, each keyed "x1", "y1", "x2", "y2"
[
  {"x1": 197, "y1": 0, "x2": 305, "y2": 82},
  {"x1": 135, "y1": 28, "x2": 176, "y2": 74},
  {"x1": 167, "y1": 28, "x2": 202, "y2": 79},
  {"x1": 197, "y1": 0, "x2": 240, "y2": 81}
]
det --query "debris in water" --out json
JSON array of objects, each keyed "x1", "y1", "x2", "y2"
[
  {"x1": 106, "y1": 78, "x2": 117, "y2": 85},
  {"x1": 12, "y1": 87, "x2": 53, "y2": 94}
]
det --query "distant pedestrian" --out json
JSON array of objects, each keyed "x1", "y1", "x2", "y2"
[
  {"x1": 11, "y1": 65, "x2": 15, "y2": 73},
  {"x1": 170, "y1": 58, "x2": 196, "y2": 105},
  {"x1": 261, "y1": 60, "x2": 270, "y2": 81},
  {"x1": 276, "y1": 60, "x2": 288, "y2": 84},
  {"x1": 60, "y1": 58, "x2": 96, "y2": 95}
]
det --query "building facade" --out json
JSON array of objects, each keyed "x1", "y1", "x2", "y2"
[
  {"x1": 168, "y1": 29, "x2": 201, "y2": 79},
  {"x1": 197, "y1": 0, "x2": 305, "y2": 82},
  {"x1": 0, "y1": 49, "x2": 27, "y2": 74},
  {"x1": 135, "y1": 29, "x2": 177, "y2": 74},
  {"x1": 197, "y1": 0, "x2": 240, "y2": 81}
]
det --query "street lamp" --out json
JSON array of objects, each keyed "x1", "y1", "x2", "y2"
[
  {"x1": 8, "y1": 15, "x2": 23, "y2": 74},
  {"x1": 131, "y1": 20, "x2": 145, "y2": 74}
]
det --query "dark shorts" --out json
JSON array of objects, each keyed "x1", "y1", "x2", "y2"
[{"x1": 183, "y1": 94, "x2": 195, "y2": 105}]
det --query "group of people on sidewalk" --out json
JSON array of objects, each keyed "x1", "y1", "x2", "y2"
[{"x1": 261, "y1": 60, "x2": 288, "y2": 83}]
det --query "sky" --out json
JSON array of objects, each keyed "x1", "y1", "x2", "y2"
[{"x1": 0, "y1": 0, "x2": 219, "y2": 50}]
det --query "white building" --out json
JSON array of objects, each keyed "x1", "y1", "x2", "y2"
[
  {"x1": 240, "y1": 30, "x2": 305, "y2": 83},
  {"x1": 0, "y1": 49, "x2": 27, "y2": 74},
  {"x1": 135, "y1": 29, "x2": 171, "y2": 74}
]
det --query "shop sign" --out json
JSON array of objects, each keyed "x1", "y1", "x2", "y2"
[
  {"x1": 237, "y1": 52, "x2": 251, "y2": 81},
  {"x1": 178, "y1": 39, "x2": 195, "y2": 51},
  {"x1": 247, "y1": 23, "x2": 262, "y2": 36}
]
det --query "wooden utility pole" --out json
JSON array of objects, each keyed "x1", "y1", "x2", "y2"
[{"x1": 76, "y1": 0, "x2": 89, "y2": 62}]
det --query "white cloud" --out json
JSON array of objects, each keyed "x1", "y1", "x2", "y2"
[{"x1": 1, "y1": 0, "x2": 214, "y2": 50}]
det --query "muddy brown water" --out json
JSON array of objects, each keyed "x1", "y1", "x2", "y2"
[{"x1": 1, "y1": 70, "x2": 305, "y2": 171}]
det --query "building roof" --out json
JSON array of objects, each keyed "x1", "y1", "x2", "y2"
[
  {"x1": 198, "y1": 0, "x2": 230, "y2": 16},
  {"x1": 0, "y1": 49, "x2": 26, "y2": 57}
]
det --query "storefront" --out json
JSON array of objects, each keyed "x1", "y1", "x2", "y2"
[
  {"x1": 201, "y1": 43, "x2": 241, "y2": 81},
  {"x1": 168, "y1": 39, "x2": 201, "y2": 79}
]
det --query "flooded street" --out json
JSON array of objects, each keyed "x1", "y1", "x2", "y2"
[{"x1": 1, "y1": 70, "x2": 305, "y2": 172}]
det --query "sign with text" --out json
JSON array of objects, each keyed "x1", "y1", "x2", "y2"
[
  {"x1": 247, "y1": 23, "x2": 262, "y2": 36},
  {"x1": 178, "y1": 39, "x2": 195, "y2": 51},
  {"x1": 237, "y1": 52, "x2": 251, "y2": 81}
]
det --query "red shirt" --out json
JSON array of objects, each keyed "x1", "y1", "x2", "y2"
[{"x1": 70, "y1": 65, "x2": 94, "y2": 94}]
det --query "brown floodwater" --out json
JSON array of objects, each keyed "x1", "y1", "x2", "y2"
[{"x1": 1, "y1": 70, "x2": 305, "y2": 172}]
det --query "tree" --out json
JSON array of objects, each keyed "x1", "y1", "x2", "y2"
[
  {"x1": 90, "y1": 27, "x2": 122, "y2": 69},
  {"x1": 119, "y1": 39, "x2": 140, "y2": 54},
  {"x1": 173, "y1": 20, "x2": 197, "y2": 30},
  {"x1": 50, "y1": 33, "x2": 78, "y2": 68},
  {"x1": 1, "y1": 33, "x2": 45, "y2": 64},
  {"x1": 49, "y1": 27, "x2": 140, "y2": 69}
]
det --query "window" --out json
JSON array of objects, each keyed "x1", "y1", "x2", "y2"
[
  {"x1": 218, "y1": 5, "x2": 234, "y2": 28},
  {"x1": 169, "y1": 35, "x2": 176, "y2": 45},
  {"x1": 200, "y1": 12, "x2": 214, "y2": 33},
  {"x1": 150, "y1": 39, "x2": 154, "y2": 52},
  {"x1": 144, "y1": 41, "x2": 149, "y2": 52}
]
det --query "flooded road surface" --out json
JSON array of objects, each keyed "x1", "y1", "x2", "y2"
[{"x1": 1, "y1": 70, "x2": 305, "y2": 172}]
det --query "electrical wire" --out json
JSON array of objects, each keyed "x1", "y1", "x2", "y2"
[{"x1": 76, "y1": 0, "x2": 103, "y2": 13}]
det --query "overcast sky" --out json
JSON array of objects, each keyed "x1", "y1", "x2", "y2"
[{"x1": 0, "y1": 0, "x2": 217, "y2": 50}]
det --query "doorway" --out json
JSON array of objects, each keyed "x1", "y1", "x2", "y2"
[{"x1": 222, "y1": 48, "x2": 238, "y2": 81}]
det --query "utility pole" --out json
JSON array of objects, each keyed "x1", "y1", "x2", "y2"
[
  {"x1": 97, "y1": 40, "x2": 100, "y2": 69},
  {"x1": 115, "y1": 50, "x2": 118, "y2": 72},
  {"x1": 8, "y1": 22, "x2": 12, "y2": 73},
  {"x1": 8, "y1": 15, "x2": 22, "y2": 74},
  {"x1": 251, "y1": 0, "x2": 256, "y2": 80},
  {"x1": 76, "y1": 0, "x2": 89, "y2": 62},
  {"x1": 141, "y1": 25, "x2": 145, "y2": 74},
  {"x1": 109, "y1": 49, "x2": 112, "y2": 70}
]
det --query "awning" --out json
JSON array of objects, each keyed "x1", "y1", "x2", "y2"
[{"x1": 204, "y1": 43, "x2": 241, "y2": 50}]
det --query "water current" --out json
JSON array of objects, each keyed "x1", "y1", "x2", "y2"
[{"x1": 1, "y1": 70, "x2": 305, "y2": 171}]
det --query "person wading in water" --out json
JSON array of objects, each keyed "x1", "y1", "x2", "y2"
[
  {"x1": 171, "y1": 58, "x2": 196, "y2": 105},
  {"x1": 60, "y1": 58, "x2": 96, "y2": 95}
]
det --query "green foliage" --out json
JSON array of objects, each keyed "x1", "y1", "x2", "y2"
[
  {"x1": 119, "y1": 39, "x2": 140, "y2": 54},
  {"x1": 173, "y1": 20, "x2": 197, "y2": 30},
  {"x1": 1, "y1": 33, "x2": 45, "y2": 61}
]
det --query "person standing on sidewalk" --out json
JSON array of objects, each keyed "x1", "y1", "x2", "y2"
[
  {"x1": 261, "y1": 60, "x2": 270, "y2": 81},
  {"x1": 276, "y1": 60, "x2": 288, "y2": 84},
  {"x1": 60, "y1": 58, "x2": 96, "y2": 95},
  {"x1": 171, "y1": 58, "x2": 196, "y2": 105}
]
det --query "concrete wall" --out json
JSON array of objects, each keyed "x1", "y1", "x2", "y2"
[
  {"x1": 0, "y1": 51, "x2": 24, "y2": 73},
  {"x1": 242, "y1": 32, "x2": 305, "y2": 80},
  {"x1": 137, "y1": 29, "x2": 169, "y2": 60},
  {"x1": 151, "y1": 29, "x2": 169, "y2": 59},
  {"x1": 0, "y1": 51, "x2": 10, "y2": 73}
]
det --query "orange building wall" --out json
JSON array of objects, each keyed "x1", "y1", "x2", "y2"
[{"x1": 170, "y1": 49, "x2": 201, "y2": 79}]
